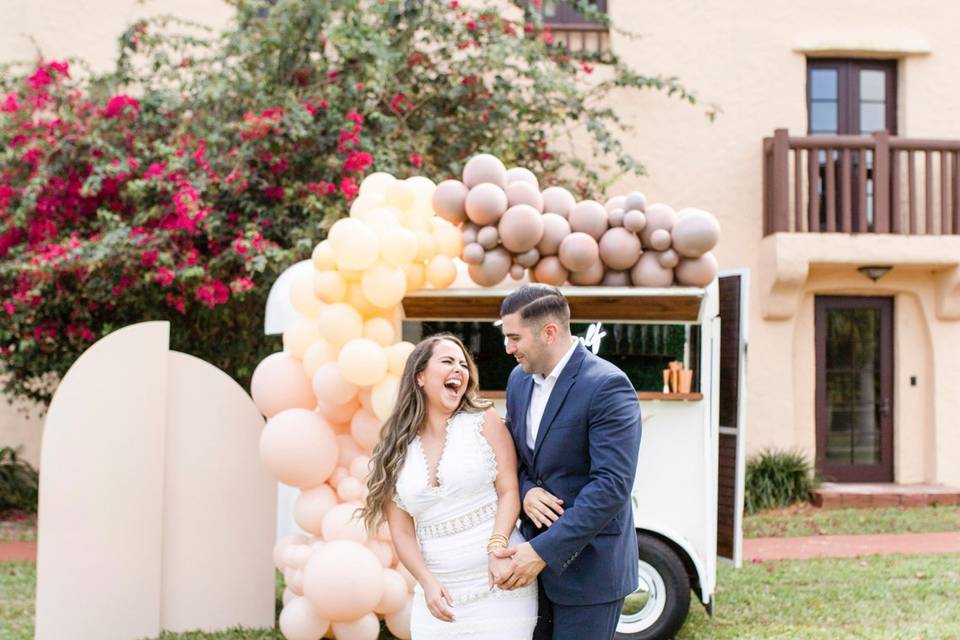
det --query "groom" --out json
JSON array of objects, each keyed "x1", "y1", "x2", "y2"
[{"x1": 494, "y1": 284, "x2": 642, "y2": 640}]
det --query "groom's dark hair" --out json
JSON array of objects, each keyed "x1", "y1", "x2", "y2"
[{"x1": 500, "y1": 284, "x2": 571, "y2": 331}]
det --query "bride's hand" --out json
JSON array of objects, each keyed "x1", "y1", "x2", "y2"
[
  {"x1": 488, "y1": 553, "x2": 513, "y2": 589},
  {"x1": 423, "y1": 576, "x2": 456, "y2": 622}
]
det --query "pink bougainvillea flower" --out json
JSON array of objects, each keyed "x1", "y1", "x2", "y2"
[
  {"x1": 409, "y1": 153, "x2": 424, "y2": 168},
  {"x1": 103, "y1": 94, "x2": 141, "y2": 118}
]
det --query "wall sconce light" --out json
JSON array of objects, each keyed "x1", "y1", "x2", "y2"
[{"x1": 858, "y1": 265, "x2": 892, "y2": 282}]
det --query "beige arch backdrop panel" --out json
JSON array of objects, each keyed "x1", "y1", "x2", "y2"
[{"x1": 35, "y1": 321, "x2": 275, "y2": 640}]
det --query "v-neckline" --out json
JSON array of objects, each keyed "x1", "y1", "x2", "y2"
[{"x1": 416, "y1": 413, "x2": 455, "y2": 490}]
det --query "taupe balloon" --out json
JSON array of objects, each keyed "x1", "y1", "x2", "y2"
[
  {"x1": 506, "y1": 181, "x2": 544, "y2": 212},
  {"x1": 598, "y1": 227, "x2": 643, "y2": 271},
  {"x1": 569, "y1": 258, "x2": 605, "y2": 285},
  {"x1": 541, "y1": 186, "x2": 577, "y2": 218},
  {"x1": 649, "y1": 228, "x2": 672, "y2": 251},
  {"x1": 516, "y1": 248, "x2": 541, "y2": 268},
  {"x1": 533, "y1": 256, "x2": 569, "y2": 286},
  {"x1": 630, "y1": 251, "x2": 674, "y2": 287},
  {"x1": 675, "y1": 252, "x2": 719, "y2": 287},
  {"x1": 463, "y1": 154, "x2": 508, "y2": 189},
  {"x1": 462, "y1": 242, "x2": 485, "y2": 265},
  {"x1": 639, "y1": 203, "x2": 677, "y2": 247},
  {"x1": 658, "y1": 249, "x2": 680, "y2": 269},
  {"x1": 509, "y1": 264, "x2": 526, "y2": 280},
  {"x1": 608, "y1": 208, "x2": 625, "y2": 227},
  {"x1": 568, "y1": 200, "x2": 609, "y2": 240},
  {"x1": 467, "y1": 247, "x2": 512, "y2": 286},
  {"x1": 602, "y1": 270, "x2": 631, "y2": 287},
  {"x1": 506, "y1": 167, "x2": 539, "y2": 189},
  {"x1": 462, "y1": 223, "x2": 480, "y2": 245},
  {"x1": 604, "y1": 195, "x2": 627, "y2": 213},
  {"x1": 477, "y1": 225, "x2": 500, "y2": 250},
  {"x1": 672, "y1": 208, "x2": 721, "y2": 258},
  {"x1": 623, "y1": 209, "x2": 647, "y2": 233},
  {"x1": 499, "y1": 204, "x2": 544, "y2": 253},
  {"x1": 558, "y1": 232, "x2": 600, "y2": 273},
  {"x1": 432, "y1": 180, "x2": 469, "y2": 224},
  {"x1": 625, "y1": 191, "x2": 647, "y2": 212},
  {"x1": 536, "y1": 213, "x2": 572, "y2": 256},
  {"x1": 465, "y1": 183, "x2": 508, "y2": 226}
]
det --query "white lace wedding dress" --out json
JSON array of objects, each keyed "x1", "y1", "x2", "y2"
[{"x1": 393, "y1": 410, "x2": 538, "y2": 639}]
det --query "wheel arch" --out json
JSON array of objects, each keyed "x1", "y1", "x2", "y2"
[{"x1": 634, "y1": 524, "x2": 709, "y2": 609}]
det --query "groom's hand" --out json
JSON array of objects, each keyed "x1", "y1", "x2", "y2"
[
  {"x1": 523, "y1": 487, "x2": 564, "y2": 529},
  {"x1": 493, "y1": 542, "x2": 545, "y2": 590}
]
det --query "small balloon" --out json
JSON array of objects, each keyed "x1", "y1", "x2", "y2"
[
  {"x1": 623, "y1": 209, "x2": 647, "y2": 233},
  {"x1": 675, "y1": 252, "x2": 719, "y2": 286},
  {"x1": 303, "y1": 540, "x2": 383, "y2": 621},
  {"x1": 532, "y1": 256, "x2": 569, "y2": 286},
  {"x1": 515, "y1": 247, "x2": 541, "y2": 268},
  {"x1": 510, "y1": 264, "x2": 526, "y2": 280},
  {"x1": 608, "y1": 208, "x2": 625, "y2": 227},
  {"x1": 467, "y1": 247, "x2": 512, "y2": 286},
  {"x1": 625, "y1": 191, "x2": 648, "y2": 212},
  {"x1": 477, "y1": 225, "x2": 500, "y2": 250},
  {"x1": 659, "y1": 249, "x2": 680, "y2": 268},
  {"x1": 604, "y1": 195, "x2": 627, "y2": 213},
  {"x1": 671, "y1": 208, "x2": 721, "y2": 258},
  {"x1": 603, "y1": 270, "x2": 631, "y2": 286},
  {"x1": 630, "y1": 251, "x2": 674, "y2": 287},
  {"x1": 462, "y1": 242, "x2": 486, "y2": 265},
  {"x1": 426, "y1": 255, "x2": 457, "y2": 288},
  {"x1": 649, "y1": 228, "x2": 673, "y2": 251},
  {"x1": 251, "y1": 352, "x2": 316, "y2": 418},
  {"x1": 312, "y1": 240, "x2": 337, "y2": 271},
  {"x1": 598, "y1": 227, "x2": 643, "y2": 271},
  {"x1": 568, "y1": 258, "x2": 605, "y2": 285},
  {"x1": 278, "y1": 596, "x2": 330, "y2": 640},
  {"x1": 639, "y1": 203, "x2": 678, "y2": 248}
]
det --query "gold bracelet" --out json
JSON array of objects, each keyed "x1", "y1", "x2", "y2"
[{"x1": 488, "y1": 534, "x2": 508, "y2": 544}]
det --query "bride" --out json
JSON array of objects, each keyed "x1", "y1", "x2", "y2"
[{"x1": 361, "y1": 334, "x2": 537, "y2": 639}]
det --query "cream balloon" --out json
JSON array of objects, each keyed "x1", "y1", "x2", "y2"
[
  {"x1": 463, "y1": 153, "x2": 508, "y2": 189},
  {"x1": 345, "y1": 283, "x2": 382, "y2": 319},
  {"x1": 259, "y1": 408, "x2": 338, "y2": 488},
  {"x1": 359, "y1": 172, "x2": 396, "y2": 196},
  {"x1": 279, "y1": 596, "x2": 330, "y2": 640},
  {"x1": 312, "y1": 240, "x2": 336, "y2": 271},
  {"x1": 251, "y1": 352, "x2": 316, "y2": 418},
  {"x1": 338, "y1": 338, "x2": 389, "y2": 386},
  {"x1": 331, "y1": 613, "x2": 381, "y2": 640},
  {"x1": 361, "y1": 263, "x2": 407, "y2": 309},
  {"x1": 282, "y1": 544, "x2": 313, "y2": 570},
  {"x1": 302, "y1": 339, "x2": 335, "y2": 379},
  {"x1": 426, "y1": 255, "x2": 458, "y2": 289},
  {"x1": 371, "y1": 375, "x2": 400, "y2": 421},
  {"x1": 303, "y1": 540, "x2": 383, "y2": 621},
  {"x1": 328, "y1": 217, "x2": 380, "y2": 272},
  {"x1": 379, "y1": 226, "x2": 419, "y2": 267},
  {"x1": 432, "y1": 179, "x2": 469, "y2": 224},
  {"x1": 294, "y1": 484, "x2": 339, "y2": 536},
  {"x1": 316, "y1": 395, "x2": 360, "y2": 423},
  {"x1": 317, "y1": 303, "x2": 364, "y2": 348},
  {"x1": 385, "y1": 181, "x2": 416, "y2": 211},
  {"x1": 405, "y1": 175, "x2": 437, "y2": 198},
  {"x1": 402, "y1": 263, "x2": 426, "y2": 292},
  {"x1": 290, "y1": 271, "x2": 323, "y2": 318},
  {"x1": 350, "y1": 409, "x2": 383, "y2": 451},
  {"x1": 414, "y1": 231, "x2": 436, "y2": 261},
  {"x1": 283, "y1": 567, "x2": 304, "y2": 595},
  {"x1": 320, "y1": 503, "x2": 368, "y2": 544},
  {"x1": 313, "y1": 270, "x2": 347, "y2": 304},
  {"x1": 283, "y1": 317, "x2": 322, "y2": 359},
  {"x1": 363, "y1": 317, "x2": 395, "y2": 346},
  {"x1": 349, "y1": 193, "x2": 386, "y2": 219},
  {"x1": 386, "y1": 342, "x2": 415, "y2": 376},
  {"x1": 432, "y1": 219, "x2": 463, "y2": 258},
  {"x1": 312, "y1": 361, "x2": 359, "y2": 406},
  {"x1": 358, "y1": 206, "x2": 401, "y2": 230}
]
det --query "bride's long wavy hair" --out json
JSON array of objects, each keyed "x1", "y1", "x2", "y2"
[{"x1": 360, "y1": 333, "x2": 490, "y2": 531}]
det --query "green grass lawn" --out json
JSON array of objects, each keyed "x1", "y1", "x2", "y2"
[
  {"x1": 744, "y1": 503, "x2": 960, "y2": 538},
  {"x1": 4, "y1": 554, "x2": 960, "y2": 640}
]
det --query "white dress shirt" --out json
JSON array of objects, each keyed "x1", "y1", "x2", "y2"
[{"x1": 526, "y1": 338, "x2": 580, "y2": 450}]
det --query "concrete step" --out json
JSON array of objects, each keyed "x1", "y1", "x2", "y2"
[{"x1": 811, "y1": 483, "x2": 960, "y2": 509}]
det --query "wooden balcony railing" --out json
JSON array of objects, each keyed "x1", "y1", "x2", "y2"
[{"x1": 763, "y1": 129, "x2": 960, "y2": 235}]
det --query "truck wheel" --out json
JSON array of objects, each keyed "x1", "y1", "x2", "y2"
[{"x1": 615, "y1": 533, "x2": 691, "y2": 640}]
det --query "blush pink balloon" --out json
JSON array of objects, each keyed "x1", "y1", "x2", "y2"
[
  {"x1": 506, "y1": 181, "x2": 544, "y2": 211},
  {"x1": 598, "y1": 227, "x2": 643, "y2": 271},
  {"x1": 350, "y1": 455, "x2": 372, "y2": 480},
  {"x1": 510, "y1": 264, "x2": 526, "y2": 280},
  {"x1": 623, "y1": 209, "x2": 647, "y2": 233},
  {"x1": 251, "y1": 352, "x2": 316, "y2": 418},
  {"x1": 536, "y1": 213, "x2": 571, "y2": 256},
  {"x1": 506, "y1": 166, "x2": 539, "y2": 188},
  {"x1": 675, "y1": 252, "x2": 719, "y2": 286},
  {"x1": 260, "y1": 409, "x2": 338, "y2": 489},
  {"x1": 367, "y1": 539, "x2": 395, "y2": 569},
  {"x1": 332, "y1": 613, "x2": 381, "y2": 640},
  {"x1": 312, "y1": 362, "x2": 359, "y2": 407},
  {"x1": 569, "y1": 258, "x2": 605, "y2": 285},
  {"x1": 608, "y1": 208, "x2": 625, "y2": 227},
  {"x1": 294, "y1": 484, "x2": 339, "y2": 536},
  {"x1": 659, "y1": 249, "x2": 680, "y2": 268},
  {"x1": 463, "y1": 153, "x2": 508, "y2": 189},
  {"x1": 467, "y1": 247, "x2": 512, "y2": 286},
  {"x1": 476, "y1": 225, "x2": 500, "y2": 250},
  {"x1": 602, "y1": 270, "x2": 631, "y2": 286},
  {"x1": 515, "y1": 247, "x2": 540, "y2": 268},
  {"x1": 274, "y1": 532, "x2": 310, "y2": 569},
  {"x1": 625, "y1": 191, "x2": 648, "y2": 212},
  {"x1": 303, "y1": 540, "x2": 384, "y2": 621},
  {"x1": 558, "y1": 232, "x2": 600, "y2": 273},
  {"x1": 337, "y1": 433, "x2": 365, "y2": 468},
  {"x1": 604, "y1": 195, "x2": 627, "y2": 213},
  {"x1": 498, "y1": 204, "x2": 544, "y2": 253},
  {"x1": 568, "y1": 200, "x2": 609, "y2": 240},
  {"x1": 462, "y1": 242, "x2": 485, "y2": 265},
  {"x1": 385, "y1": 598, "x2": 413, "y2": 639},
  {"x1": 672, "y1": 208, "x2": 721, "y2": 258},
  {"x1": 279, "y1": 596, "x2": 330, "y2": 640},
  {"x1": 350, "y1": 409, "x2": 382, "y2": 451},
  {"x1": 464, "y1": 183, "x2": 508, "y2": 226},
  {"x1": 375, "y1": 569, "x2": 409, "y2": 614},
  {"x1": 328, "y1": 466, "x2": 349, "y2": 490},
  {"x1": 432, "y1": 180, "x2": 469, "y2": 224},
  {"x1": 649, "y1": 228, "x2": 672, "y2": 251},
  {"x1": 639, "y1": 203, "x2": 677, "y2": 247},
  {"x1": 541, "y1": 186, "x2": 576, "y2": 218},
  {"x1": 630, "y1": 251, "x2": 674, "y2": 287},
  {"x1": 532, "y1": 256, "x2": 569, "y2": 286},
  {"x1": 316, "y1": 396, "x2": 361, "y2": 424},
  {"x1": 321, "y1": 502, "x2": 367, "y2": 543},
  {"x1": 337, "y1": 476, "x2": 364, "y2": 502},
  {"x1": 284, "y1": 567, "x2": 305, "y2": 595}
]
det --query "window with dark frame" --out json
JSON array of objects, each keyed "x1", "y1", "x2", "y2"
[
  {"x1": 541, "y1": 0, "x2": 609, "y2": 52},
  {"x1": 541, "y1": 0, "x2": 608, "y2": 28}
]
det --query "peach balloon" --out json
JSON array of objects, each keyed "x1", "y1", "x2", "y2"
[
  {"x1": 659, "y1": 249, "x2": 680, "y2": 269},
  {"x1": 329, "y1": 217, "x2": 380, "y2": 272},
  {"x1": 649, "y1": 228, "x2": 672, "y2": 251},
  {"x1": 462, "y1": 242, "x2": 485, "y2": 265},
  {"x1": 339, "y1": 268, "x2": 362, "y2": 282},
  {"x1": 274, "y1": 532, "x2": 310, "y2": 569},
  {"x1": 351, "y1": 409, "x2": 383, "y2": 451},
  {"x1": 386, "y1": 342, "x2": 415, "y2": 376},
  {"x1": 251, "y1": 352, "x2": 316, "y2": 418},
  {"x1": 312, "y1": 240, "x2": 336, "y2": 271},
  {"x1": 328, "y1": 466, "x2": 349, "y2": 489},
  {"x1": 467, "y1": 247, "x2": 512, "y2": 286},
  {"x1": 506, "y1": 181, "x2": 544, "y2": 211},
  {"x1": 279, "y1": 596, "x2": 330, "y2": 640},
  {"x1": 537, "y1": 213, "x2": 572, "y2": 256},
  {"x1": 476, "y1": 225, "x2": 500, "y2": 250},
  {"x1": 367, "y1": 540, "x2": 395, "y2": 568},
  {"x1": 463, "y1": 153, "x2": 508, "y2": 189},
  {"x1": 598, "y1": 227, "x2": 643, "y2": 271},
  {"x1": 283, "y1": 544, "x2": 313, "y2": 569},
  {"x1": 350, "y1": 455, "x2": 372, "y2": 480},
  {"x1": 510, "y1": 264, "x2": 526, "y2": 280},
  {"x1": 371, "y1": 375, "x2": 400, "y2": 421},
  {"x1": 465, "y1": 183, "x2": 508, "y2": 226},
  {"x1": 316, "y1": 396, "x2": 361, "y2": 424},
  {"x1": 675, "y1": 252, "x2": 719, "y2": 286},
  {"x1": 569, "y1": 199, "x2": 609, "y2": 240},
  {"x1": 625, "y1": 191, "x2": 648, "y2": 212},
  {"x1": 337, "y1": 434, "x2": 365, "y2": 469},
  {"x1": 284, "y1": 567, "x2": 305, "y2": 594},
  {"x1": 506, "y1": 166, "x2": 539, "y2": 188},
  {"x1": 541, "y1": 186, "x2": 576, "y2": 218},
  {"x1": 672, "y1": 208, "x2": 721, "y2": 258},
  {"x1": 426, "y1": 255, "x2": 458, "y2": 288},
  {"x1": 604, "y1": 195, "x2": 627, "y2": 213},
  {"x1": 498, "y1": 204, "x2": 544, "y2": 253},
  {"x1": 290, "y1": 271, "x2": 323, "y2": 318},
  {"x1": 639, "y1": 203, "x2": 677, "y2": 248},
  {"x1": 558, "y1": 232, "x2": 600, "y2": 273},
  {"x1": 260, "y1": 409, "x2": 339, "y2": 488},
  {"x1": 603, "y1": 270, "x2": 631, "y2": 286},
  {"x1": 339, "y1": 338, "x2": 388, "y2": 386},
  {"x1": 320, "y1": 503, "x2": 368, "y2": 544},
  {"x1": 375, "y1": 569, "x2": 409, "y2": 614},
  {"x1": 385, "y1": 598, "x2": 413, "y2": 639},
  {"x1": 303, "y1": 540, "x2": 383, "y2": 621},
  {"x1": 414, "y1": 231, "x2": 436, "y2": 261},
  {"x1": 623, "y1": 209, "x2": 647, "y2": 233},
  {"x1": 516, "y1": 248, "x2": 540, "y2": 268},
  {"x1": 294, "y1": 484, "x2": 339, "y2": 536},
  {"x1": 282, "y1": 587, "x2": 296, "y2": 606},
  {"x1": 318, "y1": 303, "x2": 364, "y2": 348},
  {"x1": 379, "y1": 226, "x2": 419, "y2": 267},
  {"x1": 302, "y1": 339, "x2": 335, "y2": 379},
  {"x1": 432, "y1": 179, "x2": 469, "y2": 224},
  {"x1": 533, "y1": 256, "x2": 569, "y2": 286},
  {"x1": 312, "y1": 362, "x2": 359, "y2": 406},
  {"x1": 402, "y1": 263, "x2": 425, "y2": 292},
  {"x1": 630, "y1": 251, "x2": 674, "y2": 287},
  {"x1": 283, "y1": 317, "x2": 322, "y2": 359},
  {"x1": 331, "y1": 613, "x2": 381, "y2": 640},
  {"x1": 358, "y1": 388, "x2": 375, "y2": 414},
  {"x1": 432, "y1": 220, "x2": 463, "y2": 258},
  {"x1": 337, "y1": 476, "x2": 364, "y2": 502},
  {"x1": 363, "y1": 317, "x2": 395, "y2": 347},
  {"x1": 569, "y1": 258, "x2": 605, "y2": 285},
  {"x1": 361, "y1": 263, "x2": 406, "y2": 309}
]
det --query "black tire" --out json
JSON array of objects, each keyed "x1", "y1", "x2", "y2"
[{"x1": 614, "y1": 532, "x2": 691, "y2": 640}]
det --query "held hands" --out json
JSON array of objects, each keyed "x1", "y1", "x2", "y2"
[
  {"x1": 488, "y1": 553, "x2": 514, "y2": 589},
  {"x1": 492, "y1": 542, "x2": 546, "y2": 590},
  {"x1": 423, "y1": 575, "x2": 455, "y2": 622},
  {"x1": 523, "y1": 487, "x2": 564, "y2": 528}
]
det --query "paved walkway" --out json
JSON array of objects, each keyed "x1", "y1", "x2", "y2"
[
  {"x1": 744, "y1": 531, "x2": 960, "y2": 561},
  {"x1": 0, "y1": 541, "x2": 37, "y2": 562}
]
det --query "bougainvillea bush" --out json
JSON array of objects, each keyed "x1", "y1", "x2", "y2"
[{"x1": 0, "y1": 0, "x2": 705, "y2": 407}]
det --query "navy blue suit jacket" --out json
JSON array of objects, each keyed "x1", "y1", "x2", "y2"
[{"x1": 506, "y1": 342, "x2": 642, "y2": 606}]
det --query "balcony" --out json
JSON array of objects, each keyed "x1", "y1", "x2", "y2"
[{"x1": 763, "y1": 129, "x2": 960, "y2": 236}]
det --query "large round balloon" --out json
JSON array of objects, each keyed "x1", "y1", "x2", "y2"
[
  {"x1": 251, "y1": 352, "x2": 316, "y2": 418},
  {"x1": 279, "y1": 596, "x2": 330, "y2": 640},
  {"x1": 498, "y1": 204, "x2": 544, "y2": 253},
  {"x1": 463, "y1": 153, "x2": 508, "y2": 189},
  {"x1": 532, "y1": 256, "x2": 569, "y2": 286},
  {"x1": 432, "y1": 219, "x2": 464, "y2": 258},
  {"x1": 467, "y1": 247, "x2": 512, "y2": 286},
  {"x1": 379, "y1": 226, "x2": 419, "y2": 267},
  {"x1": 506, "y1": 181, "x2": 544, "y2": 211},
  {"x1": 537, "y1": 213, "x2": 572, "y2": 256},
  {"x1": 558, "y1": 232, "x2": 600, "y2": 273},
  {"x1": 672, "y1": 208, "x2": 721, "y2": 258},
  {"x1": 675, "y1": 252, "x2": 719, "y2": 286},
  {"x1": 339, "y1": 338, "x2": 389, "y2": 386},
  {"x1": 312, "y1": 240, "x2": 336, "y2": 271},
  {"x1": 331, "y1": 613, "x2": 381, "y2": 640},
  {"x1": 321, "y1": 502, "x2": 368, "y2": 543},
  {"x1": 294, "y1": 484, "x2": 339, "y2": 535},
  {"x1": 506, "y1": 166, "x2": 539, "y2": 188},
  {"x1": 283, "y1": 317, "x2": 321, "y2": 359},
  {"x1": 313, "y1": 270, "x2": 348, "y2": 304},
  {"x1": 350, "y1": 408, "x2": 383, "y2": 451},
  {"x1": 465, "y1": 183, "x2": 508, "y2": 226},
  {"x1": 568, "y1": 258, "x2": 605, "y2": 285},
  {"x1": 317, "y1": 303, "x2": 364, "y2": 348},
  {"x1": 312, "y1": 361, "x2": 360, "y2": 406},
  {"x1": 329, "y1": 218, "x2": 380, "y2": 272},
  {"x1": 568, "y1": 200, "x2": 609, "y2": 240},
  {"x1": 541, "y1": 186, "x2": 576, "y2": 218},
  {"x1": 630, "y1": 251, "x2": 674, "y2": 287},
  {"x1": 432, "y1": 180, "x2": 469, "y2": 224},
  {"x1": 639, "y1": 203, "x2": 678, "y2": 248},
  {"x1": 375, "y1": 569, "x2": 410, "y2": 614},
  {"x1": 426, "y1": 255, "x2": 458, "y2": 288},
  {"x1": 361, "y1": 262, "x2": 407, "y2": 309},
  {"x1": 303, "y1": 540, "x2": 384, "y2": 622},
  {"x1": 260, "y1": 409, "x2": 338, "y2": 488},
  {"x1": 598, "y1": 227, "x2": 643, "y2": 271}
]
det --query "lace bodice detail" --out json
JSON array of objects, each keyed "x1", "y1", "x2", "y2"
[{"x1": 393, "y1": 410, "x2": 498, "y2": 523}]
